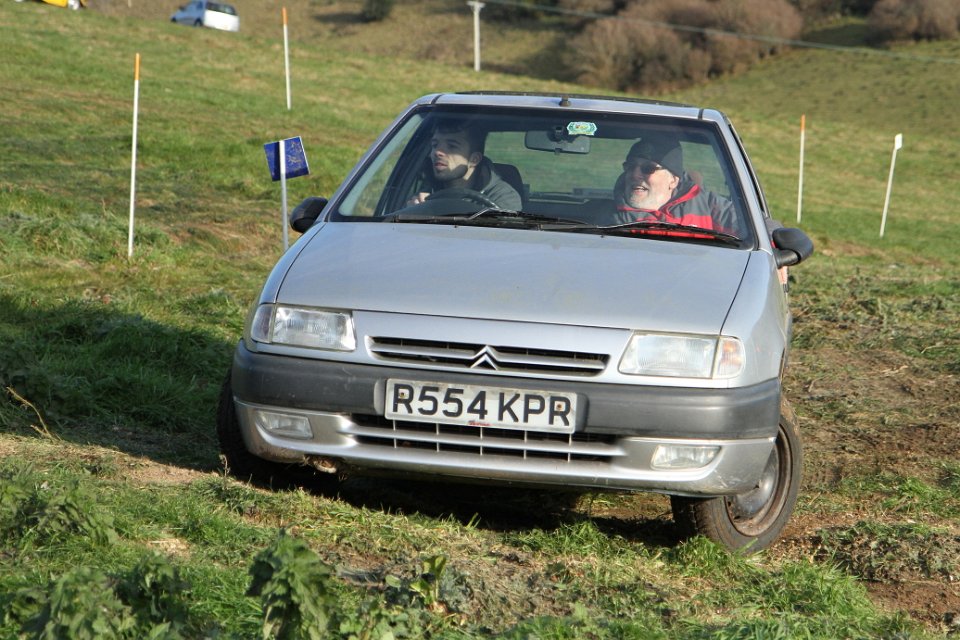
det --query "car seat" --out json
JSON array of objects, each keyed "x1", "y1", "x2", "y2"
[{"x1": 492, "y1": 163, "x2": 526, "y2": 207}]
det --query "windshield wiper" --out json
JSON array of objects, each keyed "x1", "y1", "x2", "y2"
[
  {"x1": 388, "y1": 208, "x2": 587, "y2": 228},
  {"x1": 468, "y1": 208, "x2": 589, "y2": 226},
  {"x1": 588, "y1": 220, "x2": 742, "y2": 245},
  {"x1": 385, "y1": 210, "x2": 739, "y2": 244}
]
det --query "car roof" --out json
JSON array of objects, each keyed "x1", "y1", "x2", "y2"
[{"x1": 416, "y1": 92, "x2": 723, "y2": 123}]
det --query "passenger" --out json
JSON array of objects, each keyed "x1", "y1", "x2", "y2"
[
  {"x1": 408, "y1": 118, "x2": 522, "y2": 210},
  {"x1": 611, "y1": 133, "x2": 737, "y2": 234}
]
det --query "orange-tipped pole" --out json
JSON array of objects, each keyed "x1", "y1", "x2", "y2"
[{"x1": 282, "y1": 7, "x2": 291, "y2": 109}]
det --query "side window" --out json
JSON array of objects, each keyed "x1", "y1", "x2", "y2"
[
  {"x1": 338, "y1": 115, "x2": 425, "y2": 217},
  {"x1": 682, "y1": 141, "x2": 731, "y2": 199}
]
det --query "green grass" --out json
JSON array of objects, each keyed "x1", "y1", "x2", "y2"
[{"x1": 1, "y1": 2, "x2": 959, "y2": 638}]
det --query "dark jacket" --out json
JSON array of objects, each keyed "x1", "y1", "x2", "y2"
[{"x1": 424, "y1": 158, "x2": 522, "y2": 211}]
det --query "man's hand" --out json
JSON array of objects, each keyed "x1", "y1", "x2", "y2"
[{"x1": 407, "y1": 192, "x2": 430, "y2": 206}]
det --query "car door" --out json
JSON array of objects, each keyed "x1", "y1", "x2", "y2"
[{"x1": 182, "y1": 1, "x2": 203, "y2": 25}]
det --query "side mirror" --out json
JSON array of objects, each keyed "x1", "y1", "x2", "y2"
[
  {"x1": 290, "y1": 196, "x2": 327, "y2": 233},
  {"x1": 772, "y1": 227, "x2": 814, "y2": 268}
]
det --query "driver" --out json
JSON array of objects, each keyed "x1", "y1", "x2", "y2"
[{"x1": 408, "y1": 118, "x2": 522, "y2": 210}]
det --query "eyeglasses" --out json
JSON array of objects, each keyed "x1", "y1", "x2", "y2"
[{"x1": 622, "y1": 160, "x2": 665, "y2": 175}]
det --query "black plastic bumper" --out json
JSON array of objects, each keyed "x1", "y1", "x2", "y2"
[{"x1": 230, "y1": 341, "x2": 780, "y2": 440}]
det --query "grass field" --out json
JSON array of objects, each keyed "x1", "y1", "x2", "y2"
[{"x1": 1, "y1": 1, "x2": 959, "y2": 638}]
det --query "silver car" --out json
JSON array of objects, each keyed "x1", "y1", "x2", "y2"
[{"x1": 218, "y1": 93, "x2": 814, "y2": 552}]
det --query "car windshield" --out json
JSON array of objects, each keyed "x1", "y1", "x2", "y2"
[{"x1": 330, "y1": 105, "x2": 757, "y2": 247}]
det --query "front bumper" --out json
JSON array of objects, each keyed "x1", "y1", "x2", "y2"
[{"x1": 230, "y1": 342, "x2": 781, "y2": 496}]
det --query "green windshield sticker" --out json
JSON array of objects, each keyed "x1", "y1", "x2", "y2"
[{"x1": 567, "y1": 121, "x2": 598, "y2": 136}]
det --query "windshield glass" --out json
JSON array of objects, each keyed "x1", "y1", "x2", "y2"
[{"x1": 331, "y1": 105, "x2": 757, "y2": 246}]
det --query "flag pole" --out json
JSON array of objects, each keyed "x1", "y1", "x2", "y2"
[{"x1": 280, "y1": 140, "x2": 289, "y2": 251}]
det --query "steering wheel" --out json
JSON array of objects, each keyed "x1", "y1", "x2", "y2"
[{"x1": 426, "y1": 187, "x2": 500, "y2": 209}]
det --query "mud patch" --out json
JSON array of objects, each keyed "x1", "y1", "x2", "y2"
[
  {"x1": 807, "y1": 521, "x2": 960, "y2": 630},
  {"x1": 814, "y1": 522, "x2": 960, "y2": 583}
]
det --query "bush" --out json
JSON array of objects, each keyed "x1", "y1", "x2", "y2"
[
  {"x1": 569, "y1": 0, "x2": 802, "y2": 92},
  {"x1": 867, "y1": 0, "x2": 960, "y2": 43},
  {"x1": 484, "y1": 0, "x2": 558, "y2": 22},
  {"x1": 557, "y1": 0, "x2": 626, "y2": 16},
  {"x1": 787, "y1": 0, "x2": 878, "y2": 20},
  {"x1": 361, "y1": 0, "x2": 394, "y2": 23}
]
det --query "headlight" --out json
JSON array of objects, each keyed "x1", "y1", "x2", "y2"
[
  {"x1": 618, "y1": 333, "x2": 743, "y2": 379},
  {"x1": 250, "y1": 304, "x2": 356, "y2": 351}
]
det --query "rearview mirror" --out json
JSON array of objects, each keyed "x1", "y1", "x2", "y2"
[
  {"x1": 290, "y1": 197, "x2": 328, "y2": 233},
  {"x1": 772, "y1": 227, "x2": 814, "y2": 267},
  {"x1": 525, "y1": 129, "x2": 591, "y2": 154}
]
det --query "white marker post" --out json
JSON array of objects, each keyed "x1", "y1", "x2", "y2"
[
  {"x1": 467, "y1": 1, "x2": 485, "y2": 72},
  {"x1": 879, "y1": 133, "x2": 903, "y2": 238},
  {"x1": 127, "y1": 53, "x2": 141, "y2": 259},
  {"x1": 264, "y1": 137, "x2": 310, "y2": 252},
  {"x1": 283, "y1": 7, "x2": 291, "y2": 110},
  {"x1": 796, "y1": 114, "x2": 805, "y2": 224}
]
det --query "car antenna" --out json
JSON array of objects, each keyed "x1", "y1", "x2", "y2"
[{"x1": 559, "y1": 95, "x2": 571, "y2": 107}]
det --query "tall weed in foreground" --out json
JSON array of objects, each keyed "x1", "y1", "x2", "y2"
[
  {"x1": 245, "y1": 529, "x2": 441, "y2": 639},
  {"x1": 6, "y1": 555, "x2": 195, "y2": 639},
  {"x1": 0, "y1": 462, "x2": 117, "y2": 551},
  {"x1": 247, "y1": 529, "x2": 336, "y2": 639},
  {"x1": 11, "y1": 568, "x2": 137, "y2": 640}
]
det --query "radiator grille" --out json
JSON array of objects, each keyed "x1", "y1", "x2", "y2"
[{"x1": 368, "y1": 337, "x2": 607, "y2": 377}]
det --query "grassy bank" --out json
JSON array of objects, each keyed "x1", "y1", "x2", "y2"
[{"x1": 1, "y1": 2, "x2": 958, "y2": 637}]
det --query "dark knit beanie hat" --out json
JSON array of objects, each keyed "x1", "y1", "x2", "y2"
[{"x1": 626, "y1": 134, "x2": 683, "y2": 177}]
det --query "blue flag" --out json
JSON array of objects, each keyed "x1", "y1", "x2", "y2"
[{"x1": 264, "y1": 136, "x2": 310, "y2": 181}]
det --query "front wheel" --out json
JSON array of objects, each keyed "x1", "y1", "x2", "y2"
[{"x1": 671, "y1": 398, "x2": 801, "y2": 553}]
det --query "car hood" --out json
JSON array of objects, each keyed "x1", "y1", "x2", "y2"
[{"x1": 275, "y1": 222, "x2": 750, "y2": 333}]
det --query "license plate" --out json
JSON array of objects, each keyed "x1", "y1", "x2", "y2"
[{"x1": 385, "y1": 379, "x2": 576, "y2": 433}]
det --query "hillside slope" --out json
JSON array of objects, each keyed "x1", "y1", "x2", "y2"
[
  {"x1": 90, "y1": 0, "x2": 571, "y2": 78},
  {"x1": 2, "y1": 1, "x2": 959, "y2": 635}
]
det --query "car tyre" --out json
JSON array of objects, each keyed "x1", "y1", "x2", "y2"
[
  {"x1": 193, "y1": 19, "x2": 203, "y2": 26},
  {"x1": 216, "y1": 371, "x2": 330, "y2": 490},
  {"x1": 671, "y1": 397, "x2": 801, "y2": 553}
]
